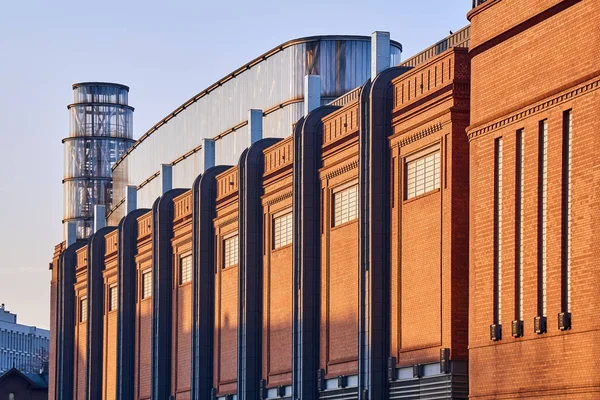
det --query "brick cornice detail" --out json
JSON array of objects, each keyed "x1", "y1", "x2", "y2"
[
  {"x1": 393, "y1": 121, "x2": 444, "y2": 148},
  {"x1": 265, "y1": 191, "x2": 293, "y2": 206},
  {"x1": 325, "y1": 160, "x2": 359, "y2": 180},
  {"x1": 217, "y1": 216, "x2": 238, "y2": 229},
  {"x1": 468, "y1": 76, "x2": 600, "y2": 141}
]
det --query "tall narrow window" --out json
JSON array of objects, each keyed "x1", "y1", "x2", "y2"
[
  {"x1": 79, "y1": 297, "x2": 88, "y2": 323},
  {"x1": 180, "y1": 254, "x2": 192, "y2": 285},
  {"x1": 538, "y1": 120, "x2": 548, "y2": 319},
  {"x1": 562, "y1": 110, "x2": 572, "y2": 314},
  {"x1": 405, "y1": 147, "x2": 441, "y2": 200},
  {"x1": 273, "y1": 212, "x2": 293, "y2": 249},
  {"x1": 108, "y1": 285, "x2": 118, "y2": 312},
  {"x1": 494, "y1": 138, "x2": 503, "y2": 326},
  {"x1": 141, "y1": 270, "x2": 152, "y2": 300},
  {"x1": 224, "y1": 235, "x2": 239, "y2": 268},
  {"x1": 516, "y1": 130, "x2": 525, "y2": 323},
  {"x1": 333, "y1": 184, "x2": 359, "y2": 226}
]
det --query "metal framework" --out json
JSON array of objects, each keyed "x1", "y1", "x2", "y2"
[{"x1": 64, "y1": 82, "x2": 134, "y2": 239}]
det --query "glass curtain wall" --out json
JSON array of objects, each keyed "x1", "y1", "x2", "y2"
[
  {"x1": 108, "y1": 37, "x2": 401, "y2": 224},
  {"x1": 64, "y1": 83, "x2": 134, "y2": 238}
]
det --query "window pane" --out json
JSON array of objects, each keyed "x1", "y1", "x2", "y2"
[
  {"x1": 180, "y1": 255, "x2": 192, "y2": 284},
  {"x1": 405, "y1": 150, "x2": 440, "y2": 200},
  {"x1": 142, "y1": 270, "x2": 152, "y2": 299},
  {"x1": 273, "y1": 212, "x2": 293, "y2": 249},
  {"x1": 109, "y1": 285, "x2": 118, "y2": 311},
  {"x1": 80, "y1": 298, "x2": 88, "y2": 323},
  {"x1": 224, "y1": 235, "x2": 239, "y2": 268},
  {"x1": 333, "y1": 184, "x2": 358, "y2": 227}
]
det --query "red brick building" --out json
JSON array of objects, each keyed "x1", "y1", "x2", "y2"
[
  {"x1": 48, "y1": 2, "x2": 600, "y2": 399},
  {"x1": 468, "y1": 0, "x2": 600, "y2": 398}
]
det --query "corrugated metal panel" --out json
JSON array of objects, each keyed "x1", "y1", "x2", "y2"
[
  {"x1": 389, "y1": 374, "x2": 468, "y2": 400},
  {"x1": 319, "y1": 388, "x2": 359, "y2": 400},
  {"x1": 111, "y1": 37, "x2": 402, "y2": 213}
]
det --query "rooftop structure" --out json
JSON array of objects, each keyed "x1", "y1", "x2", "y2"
[
  {"x1": 108, "y1": 35, "x2": 402, "y2": 224},
  {"x1": 64, "y1": 82, "x2": 134, "y2": 239}
]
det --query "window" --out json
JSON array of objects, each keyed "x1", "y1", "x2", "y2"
[
  {"x1": 538, "y1": 120, "x2": 548, "y2": 318},
  {"x1": 108, "y1": 285, "x2": 118, "y2": 312},
  {"x1": 141, "y1": 270, "x2": 152, "y2": 300},
  {"x1": 333, "y1": 184, "x2": 358, "y2": 226},
  {"x1": 224, "y1": 235, "x2": 239, "y2": 268},
  {"x1": 273, "y1": 212, "x2": 293, "y2": 249},
  {"x1": 405, "y1": 147, "x2": 441, "y2": 199},
  {"x1": 516, "y1": 130, "x2": 525, "y2": 322},
  {"x1": 180, "y1": 254, "x2": 192, "y2": 285},
  {"x1": 79, "y1": 297, "x2": 88, "y2": 323},
  {"x1": 562, "y1": 110, "x2": 572, "y2": 313},
  {"x1": 494, "y1": 138, "x2": 503, "y2": 325}
]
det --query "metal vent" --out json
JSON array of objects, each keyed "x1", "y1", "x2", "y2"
[
  {"x1": 277, "y1": 386, "x2": 286, "y2": 397},
  {"x1": 388, "y1": 356, "x2": 397, "y2": 381},
  {"x1": 534, "y1": 316, "x2": 547, "y2": 334},
  {"x1": 558, "y1": 312, "x2": 571, "y2": 331},
  {"x1": 412, "y1": 364, "x2": 423, "y2": 378},
  {"x1": 440, "y1": 348, "x2": 450, "y2": 374},
  {"x1": 259, "y1": 379, "x2": 267, "y2": 399},
  {"x1": 489, "y1": 324, "x2": 502, "y2": 341},
  {"x1": 318, "y1": 369, "x2": 325, "y2": 392},
  {"x1": 511, "y1": 320, "x2": 523, "y2": 338}
]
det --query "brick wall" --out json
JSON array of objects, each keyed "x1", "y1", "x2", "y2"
[
  {"x1": 171, "y1": 191, "x2": 193, "y2": 400},
  {"x1": 73, "y1": 247, "x2": 87, "y2": 400},
  {"x1": 135, "y1": 212, "x2": 153, "y2": 400},
  {"x1": 213, "y1": 167, "x2": 240, "y2": 396},
  {"x1": 102, "y1": 230, "x2": 118, "y2": 400},
  {"x1": 468, "y1": 0, "x2": 600, "y2": 396},
  {"x1": 319, "y1": 104, "x2": 360, "y2": 378},
  {"x1": 389, "y1": 48, "x2": 471, "y2": 366},
  {"x1": 261, "y1": 137, "x2": 294, "y2": 388}
]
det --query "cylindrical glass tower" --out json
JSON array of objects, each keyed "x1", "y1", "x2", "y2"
[{"x1": 64, "y1": 82, "x2": 134, "y2": 239}]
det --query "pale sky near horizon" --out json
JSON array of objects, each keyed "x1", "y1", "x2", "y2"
[{"x1": 0, "y1": 0, "x2": 470, "y2": 329}]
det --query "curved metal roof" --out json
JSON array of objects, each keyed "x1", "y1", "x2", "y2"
[{"x1": 111, "y1": 35, "x2": 402, "y2": 171}]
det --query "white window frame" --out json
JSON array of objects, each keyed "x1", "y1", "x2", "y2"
[
  {"x1": 141, "y1": 269, "x2": 152, "y2": 300},
  {"x1": 404, "y1": 144, "x2": 441, "y2": 200},
  {"x1": 273, "y1": 210, "x2": 293, "y2": 249},
  {"x1": 179, "y1": 253, "x2": 193, "y2": 285},
  {"x1": 332, "y1": 181, "x2": 359, "y2": 227},
  {"x1": 223, "y1": 233, "x2": 239, "y2": 268}
]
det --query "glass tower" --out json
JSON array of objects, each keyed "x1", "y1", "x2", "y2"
[{"x1": 64, "y1": 82, "x2": 134, "y2": 239}]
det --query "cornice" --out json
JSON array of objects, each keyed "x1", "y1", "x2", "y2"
[
  {"x1": 392, "y1": 121, "x2": 444, "y2": 148},
  {"x1": 265, "y1": 191, "x2": 293, "y2": 207},
  {"x1": 468, "y1": 76, "x2": 600, "y2": 141},
  {"x1": 325, "y1": 160, "x2": 359, "y2": 180}
]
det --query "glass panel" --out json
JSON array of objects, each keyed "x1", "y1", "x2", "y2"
[
  {"x1": 224, "y1": 235, "x2": 239, "y2": 268},
  {"x1": 273, "y1": 212, "x2": 293, "y2": 249},
  {"x1": 333, "y1": 185, "x2": 358, "y2": 226},
  {"x1": 180, "y1": 255, "x2": 192, "y2": 284},
  {"x1": 111, "y1": 39, "x2": 403, "y2": 212}
]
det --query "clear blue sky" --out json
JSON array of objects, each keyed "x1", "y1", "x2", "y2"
[{"x1": 0, "y1": 0, "x2": 470, "y2": 329}]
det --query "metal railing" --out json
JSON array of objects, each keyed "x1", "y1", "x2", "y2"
[{"x1": 472, "y1": 0, "x2": 488, "y2": 8}]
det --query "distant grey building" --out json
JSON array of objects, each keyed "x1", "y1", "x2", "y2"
[{"x1": 0, "y1": 304, "x2": 49, "y2": 375}]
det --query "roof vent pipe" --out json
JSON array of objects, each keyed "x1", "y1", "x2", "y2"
[
  {"x1": 160, "y1": 164, "x2": 173, "y2": 195},
  {"x1": 93, "y1": 205, "x2": 106, "y2": 233},
  {"x1": 126, "y1": 185, "x2": 137, "y2": 215},
  {"x1": 371, "y1": 31, "x2": 391, "y2": 79},
  {"x1": 248, "y1": 109, "x2": 264, "y2": 146},
  {"x1": 304, "y1": 75, "x2": 321, "y2": 116}
]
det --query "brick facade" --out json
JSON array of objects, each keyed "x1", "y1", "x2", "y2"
[
  {"x1": 468, "y1": 0, "x2": 600, "y2": 398},
  {"x1": 48, "y1": 3, "x2": 600, "y2": 398}
]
